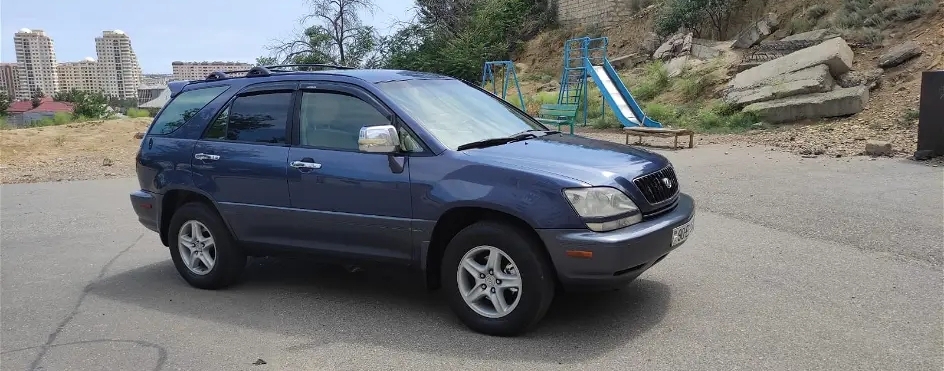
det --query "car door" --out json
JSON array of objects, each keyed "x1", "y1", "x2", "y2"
[
  {"x1": 285, "y1": 81, "x2": 414, "y2": 263},
  {"x1": 191, "y1": 82, "x2": 296, "y2": 247}
]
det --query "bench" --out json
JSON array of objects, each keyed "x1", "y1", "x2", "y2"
[
  {"x1": 623, "y1": 127, "x2": 695, "y2": 149},
  {"x1": 535, "y1": 104, "x2": 579, "y2": 134}
]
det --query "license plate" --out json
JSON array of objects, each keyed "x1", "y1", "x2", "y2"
[{"x1": 671, "y1": 218, "x2": 694, "y2": 247}]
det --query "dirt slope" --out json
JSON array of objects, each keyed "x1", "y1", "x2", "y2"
[
  {"x1": 514, "y1": 0, "x2": 942, "y2": 158},
  {"x1": 0, "y1": 118, "x2": 149, "y2": 184}
]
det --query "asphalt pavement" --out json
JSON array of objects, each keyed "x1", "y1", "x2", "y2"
[{"x1": 1, "y1": 145, "x2": 941, "y2": 371}]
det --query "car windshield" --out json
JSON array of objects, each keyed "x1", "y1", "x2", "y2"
[{"x1": 376, "y1": 79, "x2": 546, "y2": 150}]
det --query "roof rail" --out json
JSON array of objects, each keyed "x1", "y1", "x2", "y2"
[
  {"x1": 202, "y1": 64, "x2": 353, "y2": 81},
  {"x1": 264, "y1": 64, "x2": 354, "y2": 71}
]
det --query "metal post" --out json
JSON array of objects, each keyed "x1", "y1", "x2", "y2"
[{"x1": 916, "y1": 70, "x2": 944, "y2": 159}]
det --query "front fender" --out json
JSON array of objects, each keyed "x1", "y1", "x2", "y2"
[{"x1": 409, "y1": 157, "x2": 586, "y2": 229}]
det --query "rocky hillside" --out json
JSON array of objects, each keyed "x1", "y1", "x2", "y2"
[{"x1": 511, "y1": 0, "x2": 942, "y2": 158}]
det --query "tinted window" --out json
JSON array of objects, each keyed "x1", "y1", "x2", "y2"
[
  {"x1": 203, "y1": 92, "x2": 292, "y2": 144},
  {"x1": 298, "y1": 91, "x2": 390, "y2": 150},
  {"x1": 149, "y1": 86, "x2": 229, "y2": 135}
]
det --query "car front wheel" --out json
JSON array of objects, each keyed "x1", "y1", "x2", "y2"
[
  {"x1": 168, "y1": 202, "x2": 246, "y2": 289},
  {"x1": 442, "y1": 221, "x2": 556, "y2": 336}
]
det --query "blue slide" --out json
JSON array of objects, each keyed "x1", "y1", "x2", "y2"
[{"x1": 583, "y1": 57, "x2": 663, "y2": 128}]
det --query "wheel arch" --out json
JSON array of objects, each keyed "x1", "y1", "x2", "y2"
[
  {"x1": 159, "y1": 188, "x2": 232, "y2": 246},
  {"x1": 423, "y1": 206, "x2": 559, "y2": 290}
]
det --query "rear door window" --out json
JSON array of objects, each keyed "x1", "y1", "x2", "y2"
[
  {"x1": 202, "y1": 92, "x2": 293, "y2": 144},
  {"x1": 149, "y1": 86, "x2": 229, "y2": 135}
]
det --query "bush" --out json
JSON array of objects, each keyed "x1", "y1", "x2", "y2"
[
  {"x1": 525, "y1": 91, "x2": 558, "y2": 115},
  {"x1": 642, "y1": 101, "x2": 756, "y2": 133},
  {"x1": 806, "y1": 5, "x2": 830, "y2": 21},
  {"x1": 589, "y1": 115, "x2": 621, "y2": 129},
  {"x1": 654, "y1": 0, "x2": 748, "y2": 39},
  {"x1": 903, "y1": 108, "x2": 920, "y2": 121},
  {"x1": 790, "y1": 18, "x2": 814, "y2": 34},
  {"x1": 836, "y1": 0, "x2": 933, "y2": 34},
  {"x1": 885, "y1": 0, "x2": 935, "y2": 21},
  {"x1": 677, "y1": 72, "x2": 716, "y2": 100},
  {"x1": 632, "y1": 61, "x2": 671, "y2": 101},
  {"x1": 29, "y1": 112, "x2": 74, "y2": 127},
  {"x1": 126, "y1": 108, "x2": 151, "y2": 118}
]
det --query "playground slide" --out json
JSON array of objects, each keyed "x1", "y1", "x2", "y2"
[
  {"x1": 591, "y1": 65, "x2": 641, "y2": 125},
  {"x1": 583, "y1": 58, "x2": 662, "y2": 128}
]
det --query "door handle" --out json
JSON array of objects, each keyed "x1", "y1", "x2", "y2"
[
  {"x1": 194, "y1": 153, "x2": 220, "y2": 161},
  {"x1": 291, "y1": 161, "x2": 322, "y2": 170}
]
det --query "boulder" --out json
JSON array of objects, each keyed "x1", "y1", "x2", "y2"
[
  {"x1": 878, "y1": 42, "x2": 923, "y2": 68},
  {"x1": 723, "y1": 64, "x2": 835, "y2": 106},
  {"x1": 734, "y1": 61, "x2": 764, "y2": 73},
  {"x1": 782, "y1": 29, "x2": 840, "y2": 42},
  {"x1": 610, "y1": 54, "x2": 647, "y2": 69},
  {"x1": 639, "y1": 32, "x2": 662, "y2": 55},
  {"x1": 732, "y1": 13, "x2": 780, "y2": 49},
  {"x1": 690, "y1": 39, "x2": 721, "y2": 60},
  {"x1": 743, "y1": 85, "x2": 869, "y2": 124},
  {"x1": 653, "y1": 29, "x2": 693, "y2": 60},
  {"x1": 836, "y1": 69, "x2": 883, "y2": 90},
  {"x1": 865, "y1": 140, "x2": 892, "y2": 156},
  {"x1": 665, "y1": 56, "x2": 690, "y2": 78},
  {"x1": 729, "y1": 37, "x2": 853, "y2": 91}
]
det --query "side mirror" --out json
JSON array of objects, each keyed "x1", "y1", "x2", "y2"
[{"x1": 358, "y1": 125, "x2": 400, "y2": 153}]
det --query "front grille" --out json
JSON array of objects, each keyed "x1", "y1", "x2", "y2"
[{"x1": 633, "y1": 166, "x2": 679, "y2": 204}]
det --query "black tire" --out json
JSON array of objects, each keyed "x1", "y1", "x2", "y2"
[
  {"x1": 167, "y1": 202, "x2": 246, "y2": 289},
  {"x1": 441, "y1": 221, "x2": 556, "y2": 336}
]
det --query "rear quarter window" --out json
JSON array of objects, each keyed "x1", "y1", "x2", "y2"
[{"x1": 148, "y1": 86, "x2": 230, "y2": 135}]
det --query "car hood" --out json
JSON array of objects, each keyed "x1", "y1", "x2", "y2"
[{"x1": 460, "y1": 133, "x2": 670, "y2": 186}]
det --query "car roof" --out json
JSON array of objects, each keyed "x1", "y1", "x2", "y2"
[
  {"x1": 322, "y1": 69, "x2": 453, "y2": 83},
  {"x1": 171, "y1": 67, "x2": 457, "y2": 97}
]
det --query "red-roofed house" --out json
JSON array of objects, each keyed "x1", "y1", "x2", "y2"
[{"x1": 7, "y1": 97, "x2": 74, "y2": 126}]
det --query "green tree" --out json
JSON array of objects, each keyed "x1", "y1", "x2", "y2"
[
  {"x1": 255, "y1": 56, "x2": 278, "y2": 66},
  {"x1": 107, "y1": 96, "x2": 139, "y2": 111},
  {"x1": 31, "y1": 90, "x2": 45, "y2": 108},
  {"x1": 55, "y1": 89, "x2": 108, "y2": 119},
  {"x1": 0, "y1": 91, "x2": 10, "y2": 115},
  {"x1": 655, "y1": 0, "x2": 748, "y2": 39},
  {"x1": 271, "y1": 0, "x2": 382, "y2": 67},
  {"x1": 382, "y1": 0, "x2": 551, "y2": 81}
]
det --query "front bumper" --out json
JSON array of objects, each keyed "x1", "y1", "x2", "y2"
[
  {"x1": 536, "y1": 192, "x2": 695, "y2": 291},
  {"x1": 130, "y1": 190, "x2": 161, "y2": 233}
]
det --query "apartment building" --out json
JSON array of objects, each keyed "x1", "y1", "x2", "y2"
[
  {"x1": 13, "y1": 28, "x2": 59, "y2": 100},
  {"x1": 172, "y1": 61, "x2": 252, "y2": 80},
  {"x1": 95, "y1": 30, "x2": 142, "y2": 100},
  {"x1": 0, "y1": 63, "x2": 19, "y2": 98},
  {"x1": 58, "y1": 58, "x2": 102, "y2": 93}
]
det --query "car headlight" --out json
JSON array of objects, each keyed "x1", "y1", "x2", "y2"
[{"x1": 563, "y1": 187, "x2": 642, "y2": 232}]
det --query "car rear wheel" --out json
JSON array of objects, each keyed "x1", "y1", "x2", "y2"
[
  {"x1": 442, "y1": 221, "x2": 556, "y2": 336},
  {"x1": 168, "y1": 202, "x2": 246, "y2": 289}
]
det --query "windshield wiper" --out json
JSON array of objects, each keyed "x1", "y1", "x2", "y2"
[{"x1": 456, "y1": 130, "x2": 559, "y2": 151}]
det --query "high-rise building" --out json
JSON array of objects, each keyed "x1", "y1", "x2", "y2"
[
  {"x1": 172, "y1": 61, "x2": 252, "y2": 81},
  {"x1": 58, "y1": 58, "x2": 103, "y2": 93},
  {"x1": 13, "y1": 28, "x2": 59, "y2": 100},
  {"x1": 95, "y1": 30, "x2": 141, "y2": 100},
  {"x1": 0, "y1": 63, "x2": 19, "y2": 98}
]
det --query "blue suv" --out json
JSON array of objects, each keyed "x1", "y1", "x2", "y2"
[{"x1": 130, "y1": 64, "x2": 695, "y2": 336}]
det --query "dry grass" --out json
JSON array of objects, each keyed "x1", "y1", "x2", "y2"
[{"x1": 0, "y1": 118, "x2": 151, "y2": 183}]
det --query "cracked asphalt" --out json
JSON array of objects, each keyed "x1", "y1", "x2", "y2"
[{"x1": 2, "y1": 145, "x2": 942, "y2": 371}]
